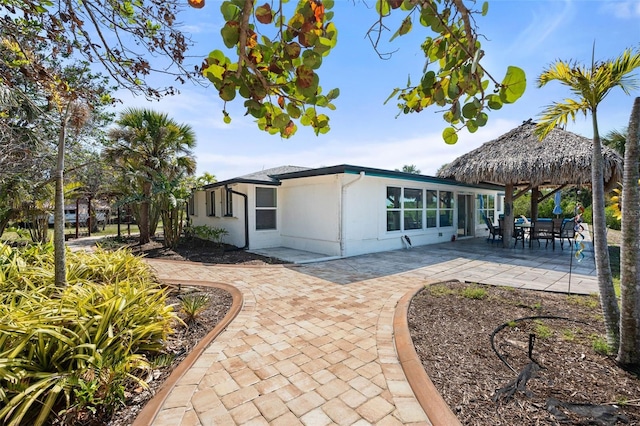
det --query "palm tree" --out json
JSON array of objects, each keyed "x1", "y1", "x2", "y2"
[
  {"x1": 618, "y1": 97, "x2": 640, "y2": 368},
  {"x1": 535, "y1": 47, "x2": 640, "y2": 354},
  {"x1": 603, "y1": 128, "x2": 628, "y2": 157},
  {"x1": 106, "y1": 108, "x2": 197, "y2": 244}
]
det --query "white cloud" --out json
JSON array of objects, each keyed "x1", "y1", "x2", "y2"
[
  {"x1": 196, "y1": 119, "x2": 519, "y2": 181},
  {"x1": 601, "y1": 1, "x2": 640, "y2": 18}
]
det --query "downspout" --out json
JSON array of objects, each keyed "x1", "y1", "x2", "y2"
[
  {"x1": 227, "y1": 186, "x2": 249, "y2": 249},
  {"x1": 340, "y1": 171, "x2": 365, "y2": 257}
]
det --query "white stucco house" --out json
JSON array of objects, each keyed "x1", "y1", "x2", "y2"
[{"x1": 188, "y1": 164, "x2": 505, "y2": 258}]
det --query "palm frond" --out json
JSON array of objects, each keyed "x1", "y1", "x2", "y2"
[
  {"x1": 609, "y1": 48, "x2": 640, "y2": 94},
  {"x1": 535, "y1": 99, "x2": 589, "y2": 139}
]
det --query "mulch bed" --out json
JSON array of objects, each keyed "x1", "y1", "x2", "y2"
[
  {"x1": 408, "y1": 280, "x2": 640, "y2": 425},
  {"x1": 99, "y1": 235, "x2": 288, "y2": 265}
]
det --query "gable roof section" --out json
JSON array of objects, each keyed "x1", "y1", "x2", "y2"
[
  {"x1": 202, "y1": 164, "x2": 504, "y2": 191},
  {"x1": 203, "y1": 165, "x2": 311, "y2": 189}
]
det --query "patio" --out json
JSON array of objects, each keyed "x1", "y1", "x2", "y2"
[
  {"x1": 250, "y1": 227, "x2": 597, "y2": 294},
  {"x1": 139, "y1": 229, "x2": 599, "y2": 425}
]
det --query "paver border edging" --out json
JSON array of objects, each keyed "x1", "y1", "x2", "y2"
[
  {"x1": 132, "y1": 280, "x2": 243, "y2": 426},
  {"x1": 145, "y1": 257, "x2": 299, "y2": 269},
  {"x1": 394, "y1": 284, "x2": 462, "y2": 426}
]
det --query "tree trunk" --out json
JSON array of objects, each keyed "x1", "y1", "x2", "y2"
[
  {"x1": 591, "y1": 110, "x2": 620, "y2": 350},
  {"x1": 139, "y1": 181, "x2": 151, "y2": 244},
  {"x1": 0, "y1": 208, "x2": 16, "y2": 237},
  {"x1": 149, "y1": 199, "x2": 161, "y2": 236},
  {"x1": 531, "y1": 187, "x2": 539, "y2": 222},
  {"x1": 617, "y1": 97, "x2": 640, "y2": 368},
  {"x1": 54, "y1": 112, "x2": 69, "y2": 287}
]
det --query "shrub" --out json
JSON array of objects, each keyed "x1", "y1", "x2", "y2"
[
  {"x1": 185, "y1": 224, "x2": 229, "y2": 247},
  {"x1": 605, "y1": 205, "x2": 621, "y2": 230},
  {"x1": 581, "y1": 205, "x2": 592, "y2": 223},
  {"x1": 180, "y1": 293, "x2": 210, "y2": 324},
  {"x1": 0, "y1": 242, "x2": 177, "y2": 425}
]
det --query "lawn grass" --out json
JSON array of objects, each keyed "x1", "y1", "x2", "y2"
[{"x1": 1, "y1": 223, "x2": 143, "y2": 243}]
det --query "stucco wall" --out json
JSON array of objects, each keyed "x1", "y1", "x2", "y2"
[
  {"x1": 341, "y1": 174, "x2": 499, "y2": 257},
  {"x1": 246, "y1": 184, "x2": 283, "y2": 250},
  {"x1": 278, "y1": 175, "x2": 341, "y2": 255},
  {"x1": 189, "y1": 188, "x2": 247, "y2": 248},
  {"x1": 190, "y1": 172, "x2": 501, "y2": 257}
]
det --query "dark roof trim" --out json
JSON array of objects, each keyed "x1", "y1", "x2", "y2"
[
  {"x1": 200, "y1": 164, "x2": 504, "y2": 191},
  {"x1": 273, "y1": 164, "x2": 504, "y2": 191},
  {"x1": 202, "y1": 178, "x2": 281, "y2": 190}
]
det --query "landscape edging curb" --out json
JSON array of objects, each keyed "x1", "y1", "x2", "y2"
[{"x1": 394, "y1": 283, "x2": 462, "y2": 426}]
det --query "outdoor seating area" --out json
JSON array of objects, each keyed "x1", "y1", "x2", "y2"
[
  {"x1": 510, "y1": 217, "x2": 577, "y2": 250},
  {"x1": 529, "y1": 220, "x2": 555, "y2": 248},
  {"x1": 486, "y1": 215, "x2": 579, "y2": 251}
]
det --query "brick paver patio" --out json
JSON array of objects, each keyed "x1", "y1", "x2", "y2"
[{"x1": 137, "y1": 236, "x2": 598, "y2": 425}]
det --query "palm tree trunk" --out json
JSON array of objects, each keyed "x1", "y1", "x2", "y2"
[
  {"x1": 149, "y1": 200, "x2": 161, "y2": 236},
  {"x1": 139, "y1": 181, "x2": 151, "y2": 244},
  {"x1": 591, "y1": 110, "x2": 620, "y2": 350},
  {"x1": 617, "y1": 97, "x2": 640, "y2": 368}
]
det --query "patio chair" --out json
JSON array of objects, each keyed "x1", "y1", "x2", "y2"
[
  {"x1": 530, "y1": 220, "x2": 555, "y2": 249},
  {"x1": 554, "y1": 219, "x2": 575, "y2": 249},
  {"x1": 505, "y1": 218, "x2": 526, "y2": 248},
  {"x1": 484, "y1": 216, "x2": 502, "y2": 242}
]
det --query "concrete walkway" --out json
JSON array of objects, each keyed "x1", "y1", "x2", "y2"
[{"x1": 134, "y1": 235, "x2": 599, "y2": 425}]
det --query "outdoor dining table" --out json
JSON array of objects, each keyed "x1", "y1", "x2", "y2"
[{"x1": 514, "y1": 222, "x2": 533, "y2": 246}]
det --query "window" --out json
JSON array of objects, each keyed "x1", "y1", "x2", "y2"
[
  {"x1": 426, "y1": 190, "x2": 437, "y2": 228},
  {"x1": 256, "y1": 187, "x2": 276, "y2": 230},
  {"x1": 439, "y1": 191, "x2": 454, "y2": 227},
  {"x1": 208, "y1": 191, "x2": 215, "y2": 216},
  {"x1": 477, "y1": 194, "x2": 496, "y2": 225},
  {"x1": 386, "y1": 187, "x2": 401, "y2": 231},
  {"x1": 188, "y1": 193, "x2": 195, "y2": 216},
  {"x1": 403, "y1": 188, "x2": 423, "y2": 230},
  {"x1": 223, "y1": 188, "x2": 233, "y2": 217},
  {"x1": 386, "y1": 186, "x2": 456, "y2": 231}
]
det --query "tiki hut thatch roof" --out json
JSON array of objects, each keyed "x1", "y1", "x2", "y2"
[{"x1": 437, "y1": 120, "x2": 623, "y2": 189}]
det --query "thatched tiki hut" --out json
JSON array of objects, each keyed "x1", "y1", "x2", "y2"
[{"x1": 437, "y1": 119, "x2": 623, "y2": 248}]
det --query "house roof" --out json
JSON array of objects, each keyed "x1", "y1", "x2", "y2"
[
  {"x1": 203, "y1": 164, "x2": 503, "y2": 191},
  {"x1": 436, "y1": 119, "x2": 623, "y2": 190},
  {"x1": 202, "y1": 165, "x2": 311, "y2": 189}
]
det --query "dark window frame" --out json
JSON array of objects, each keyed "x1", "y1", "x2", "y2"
[
  {"x1": 208, "y1": 191, "x2": 216, "y2": 216},
  {"x1": 255, "y1": 187, "x2": 277, "y2": 230},
  {"x1": 188, "y1": 193, "x2": 195, "y2": 216}
]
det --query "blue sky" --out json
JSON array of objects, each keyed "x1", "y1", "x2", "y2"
[{"x1": 114, "y1": 0, "x2": 640, "y2": 181}]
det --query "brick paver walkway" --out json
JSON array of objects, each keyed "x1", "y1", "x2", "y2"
[{"x1": 142, "y1": 238, "x2": 598, "y2": 425}]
